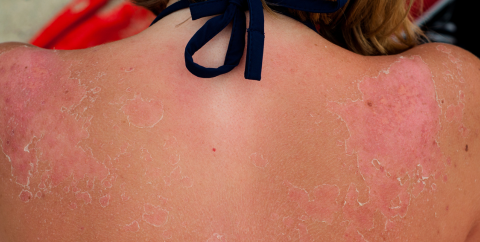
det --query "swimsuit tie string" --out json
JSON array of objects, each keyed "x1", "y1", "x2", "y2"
[{"x1": 150, "y1": 0, "x2": 348, "y2": 81}]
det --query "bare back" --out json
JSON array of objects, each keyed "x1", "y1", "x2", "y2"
[{"x1": 1, "y1": 8, "x2": 480, "y2": 242}]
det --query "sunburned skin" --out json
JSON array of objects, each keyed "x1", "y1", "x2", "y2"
[
  {"x1": 121, "y1": 94, "x2": 164, "y2": 128},
  {"x1": 99, "y1": 193, "x2": 110, "y2": 207},
  {"x1": 207, "y1": 233, "x2": 227, "y2": 242},
  {"x1": 124, "y1": 220, "x2": 140, "y2": 232},
  {"x1": 326, "y1": 56, "x2": 445, "y2": 239},
  {"x1": 142, "y1": 203, "x2": 169, "y2": 227},
  {"x1": 0, "y1": 43, "x2": 472, "y2": 241},
  {"x1": 250, "y1": 153, "x2": 269, "y2": 169},
  {"x1": 284, "y1": 181, "x2": 340, "y2": 224},
  {"x1": 0, "y1": 47, "x2": 109, "y2": 203},
  {"x1": 436, "y1": 45, "x2": 469, "y2": 138}
]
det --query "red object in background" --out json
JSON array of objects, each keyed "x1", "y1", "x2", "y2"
[
  {"x1": 30, "y1": 0, "x2": 155, "y2": 50},
  {"x1": 32, "y1": 0, "x2": 443, "y2": 50}
]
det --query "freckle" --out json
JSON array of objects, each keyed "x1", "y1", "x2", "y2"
[
  {"x1": 465, "y1": 144, "x2": 468, "y2": 152},
  {"x1": 366, "y1": 101, "x2": 373, "y2": 107}
]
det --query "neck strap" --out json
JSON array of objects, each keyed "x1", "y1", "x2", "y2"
[{"x1": 150, "y1": 0, "x2": 348, "y2": 81}]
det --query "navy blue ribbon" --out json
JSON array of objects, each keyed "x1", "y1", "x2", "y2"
[{"x1": 150, "y1": 0, "x2": 348, "y2": 81}]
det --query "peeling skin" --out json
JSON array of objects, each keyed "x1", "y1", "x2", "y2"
[
  {"x1": 101, "y1": 175, "x2": 115, "y2": 188},
  {"x1": 0, "y1": 48, "x2": 109, "y2": 195},
  {"x1": 124, "y1": 220, "x2": 140, "y2": 232},
  {"x1": 344, "y1": 222, "x2": 368, "y2": 242},
  {"x1": 283, "y1": 216, "x2": 295, "y2": 229},
  {"x1": 162, "y1": 230, "x2": 173, "y2": 239},
  {"x1": 446, "y1": 101, "x2": 465, "y2": 122},
  {"x1": 328, "y1": 56, "x2": 444, "y2": 236},
  {"x1": 445, "y1": 90, "x2": 469, "y2": 138},
  {"x1": 250, "y1": 153, "x2": 269, "y2": 169},
  {"x1": 169, "y1": 153, "x2": 180, "y2": 166},
  {"x1": 284, "y1": 181, "x2": 340, "y2": 224},
  {"x1": 121, "y1": 94, "x2": 164, "y2": 128},
  {"x1": 19, "y1": 190, "x2": 33, "y2": 203},
  {"x1": 163, "y1": 166, "x2": 194, "y2": 188},
  {"x1": 297, "y1": 222, "x2": 312, "y2": 242},
  {"x1": 140, "y1": 148, "x2": 154, "y2": 162},
  {"x1": 142, "y1": 203, "x2": 169, "y2": 227},
  {"x1": 35, "y1": 191, "x2": 43, "y2": 198},
  {"x1": 69, "y1": 202, "x2": 77, "y2": 210},
  {"x1": 121, "y1": 193, "x2": 130, "y2": 201},
  {"x1": 437, "y1": 45, "x2": 465, "y2": 83},
  {"x1": 207, "y1": 233, "x2": 227, "y2": 242},
  {"x1": 76, "y1": 191, "x2": 92, "y2": 204},
  {"x1": 99, "y1": 194, "x2": 110, "y2": 207}
]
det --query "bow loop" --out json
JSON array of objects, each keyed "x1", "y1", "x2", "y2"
[{"x1": 150, "y1": 0, "x2": 348, "y2": 81}]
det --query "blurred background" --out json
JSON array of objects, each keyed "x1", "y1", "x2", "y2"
[{"x1": 0, "y1": 0, "x2": 478, "y2": 57}]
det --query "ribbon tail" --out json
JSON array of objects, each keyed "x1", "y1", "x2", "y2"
[{"x1": 244, "y1": 0, "x2": 265, "y2": 81}]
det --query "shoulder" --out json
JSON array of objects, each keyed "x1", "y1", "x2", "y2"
[
  {"x1": 402, "y1": 43, "x2": 480, "y2": 115},
  {"x1": 0, "y1": 42, "x2": 39, "y2": 56},
  {"x1": 0, "y1": 42, "x2": 72, "y2": 83},
  {"x1": 405, "y1": 43, "x2": 480, "y2": 76},
  {"x1": 407, "y1": 43, "x2": 480, "y2": 239}
]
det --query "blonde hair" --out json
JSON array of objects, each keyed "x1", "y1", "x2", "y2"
[{"x1": 132, "y1": 0, "x2": 426, "y2": 55}]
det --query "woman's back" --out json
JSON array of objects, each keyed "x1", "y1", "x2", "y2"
[{"x1": 1, "y1": 8, "x2": 480, "y2": 242}]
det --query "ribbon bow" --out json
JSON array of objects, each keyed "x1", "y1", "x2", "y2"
[{"x1": 150, "y1": 0, "x2": 348, "y2": 81}]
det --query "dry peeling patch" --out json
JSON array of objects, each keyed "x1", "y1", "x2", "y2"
[
  {"x1": 250, "y1": 153, "x2": 269, "y2": 169},
  {"x1": 142, "y1": 203, "x2": 169, "y2": 227},
  {"x1": 121, "y1": 94, "x2": 164, "y2": 128},
  {"x1": 0, "y1": 48, "x2": 109, "y2": 206},
  {"x1": 284, "y1": 181, "x2": 340, "y2": 225},
  {"x1": 124, "y1": 220, "x2": 140, "y2": 232},
  {"x1": 327, "y1": 56, "x2": 445, "y2": 239},
  {"x1": 207, "y1": 233, "x2": 227, "y2": 242}
]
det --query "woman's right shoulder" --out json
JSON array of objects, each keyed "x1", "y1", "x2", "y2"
[
  {"x1": 405, "y1": 42, "x2": 480, "y2": 78},
  {"x1": 405, "y1": 42, "x2": 480, "y2": 241}
]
